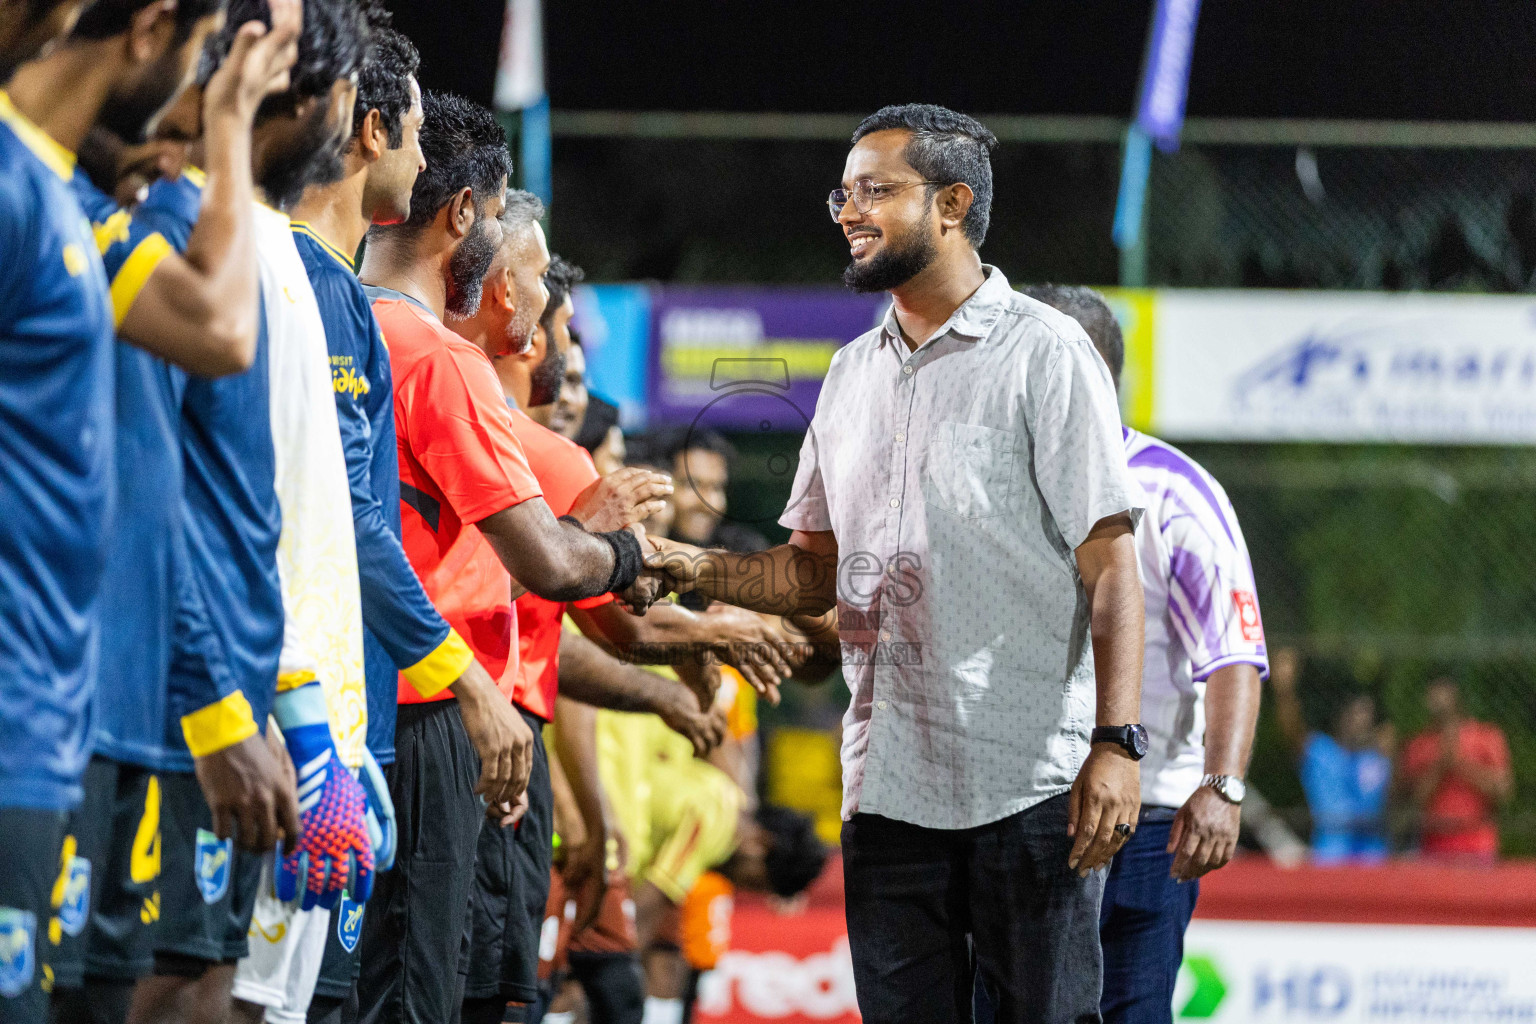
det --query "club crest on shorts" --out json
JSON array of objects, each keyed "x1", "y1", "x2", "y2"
[
  {"x1": 0, "y1": 907, "x2": 37, "y2": 998},
  {"x1": 336, "y1": 897, "x2": 364, "y2": 953},
  {"x1": 58, "y1": 856, "x2": 91, "y2": 937},
  {"x1": 194, "y1": 828, "x2": 233, "y2": 904}
]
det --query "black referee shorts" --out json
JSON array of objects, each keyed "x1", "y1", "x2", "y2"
[
  {"x1": 49, "y1": 757, "x2": 161, "y2": 990},
  {"x1": 151, "y1": 770, "x2": 263, "y2": 968},
  {"x1": 356, "y1": 699, "x2": 483, "y2": 1024},
  {"x1": 463, "y1": 706, "x2": 552, "y2": 1007}
]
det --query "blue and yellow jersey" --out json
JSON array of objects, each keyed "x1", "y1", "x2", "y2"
[
  {"x1": 0, "y1": 92, "x2": 116, "y2": 811},
  {"x1": 292, "y1": 224, "x2": 468, "y2": 765},
  {"x1": 67, "y1": 171, "x2": 186, "y2": 771},
  {"x1": 137, "y1": 170, "x2": 282, "y2": 768}
]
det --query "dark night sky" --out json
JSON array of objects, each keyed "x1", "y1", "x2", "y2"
[{"x1": 386, "y1": 0, "x2": 1536, "y2": 122}]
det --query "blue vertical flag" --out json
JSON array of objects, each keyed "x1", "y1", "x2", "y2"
[
  {"x1": 1135, "y1": 0, "x2": 1202, "y2": 151},
  {"x1": 494, "y1": 0, "x2": 551, "y2": 207},
  {"x1": 1115, "y1": 0, "x2": 1201, "y2": 254}
]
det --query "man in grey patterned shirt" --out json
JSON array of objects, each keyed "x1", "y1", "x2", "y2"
[{"x1": 647, "y1": 104, "x2": 1146, "y2": 1024}]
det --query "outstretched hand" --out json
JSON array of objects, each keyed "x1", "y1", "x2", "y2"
[{"x1": 570, "y1": 467, "x2": 672, "y2": 533}]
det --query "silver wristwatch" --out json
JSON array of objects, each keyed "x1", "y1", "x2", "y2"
[{"x1": 1201, "y1": 774, "x2": 1246, "y2": 805}]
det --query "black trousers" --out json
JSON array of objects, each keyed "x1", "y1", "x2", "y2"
[
  {"x1": 356, "y1": 700, "x2": 483, "y2": 1024},
  {"x1": 842, "y1": 793, "x2": 1106, "y2": 1024}
]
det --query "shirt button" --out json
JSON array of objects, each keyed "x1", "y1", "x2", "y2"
[
  {"x1": 880, "y1": 631, "x2": 891, "y2": 642},
  {"x1": 885, "y1": 564, "x2": 897, "y2": 575},
  {"x1": 889, "y1": 497, "x2": 901, "y2": 508},
  {"x1": 894, "y1": 432, "x2": 905, "y2": 443},
  {"x1": 876, "y1": 700, "x2": 889, "y2": 711},
  {"x1": 903, "y1": 365, "x2": 914, "y2": 375}
]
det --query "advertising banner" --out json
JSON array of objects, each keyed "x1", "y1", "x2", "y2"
[
  {"x1": 693, "y1": 900, "x2": 858, "y2": 1024},
  {"x1": 1177, "y1": 919, "x2": 1536, "y2": 1023},
  {"x1": 646, "y1": 287, "x2": 886, "y2": 429},
  {"x1": 1142, "y1": 291, "x2": 1536, "y2": 444}
]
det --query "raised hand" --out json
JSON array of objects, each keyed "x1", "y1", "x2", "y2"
[
  {"x1": 569, "y1": 467, "x2": 673, "y2": 533},
  {"x1": 201, "y1": 0, "x2": 301, "y2": 125}
]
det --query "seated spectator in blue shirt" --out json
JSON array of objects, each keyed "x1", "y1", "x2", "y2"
[{"x1": 1271, "y1": 648, "x2": 1393, "y2": 863}]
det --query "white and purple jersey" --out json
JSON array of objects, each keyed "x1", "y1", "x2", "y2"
[{"x1": 1125, "y1": 427, "x2": 1269, "y2": 808}]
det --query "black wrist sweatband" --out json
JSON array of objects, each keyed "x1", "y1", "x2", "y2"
[
  {"x1": 558, "y1": 514, "x2": 584, "y2": 529},
  {"x1": 596, "y1": 527, "x2": 644, "y2": 593}
]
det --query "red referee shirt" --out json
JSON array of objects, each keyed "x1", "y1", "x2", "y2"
[
  {"x1": 506, "y1": 406, "x2": 615, "y2": 721},
  {"x1": 373, "y1": 293, "x2": 544, "y2": 705}
]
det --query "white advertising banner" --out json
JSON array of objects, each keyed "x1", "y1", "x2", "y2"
[
  {"x1": 1143, "y1": 291, "x2": 1536, "y2": 443},
  {"x1": 1177, "y1": 920, "x2": 1536, "y2": 1023}
]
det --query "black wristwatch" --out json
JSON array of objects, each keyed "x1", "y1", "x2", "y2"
[{"x1": 1091, "y1": 724, "x2": 1149, "y2": 761}]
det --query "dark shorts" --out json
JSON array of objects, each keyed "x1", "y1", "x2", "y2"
[
  {"x1": 463, "y1": 707, "x2": 553, "y2": 1006},
  {"x1": 843, "y1": 792, "x2": 1105, "y2": 1024},
  {"x1": 311, "y1": 894, "x2": 364, "y2": 1002},
  {"x1": 356, "y1": 699, "x2": 484, "y2": 1024},
  {"x1": 567, "y1": 952, "x2": 644, "y2": 1024},
  {"x1": 50, "y1": 757, "x2": 162, "y2": 988},
  {"x1": 0, "y1": 806, "x2": 67, "y2": 1024},
  {"x1": 151, "y1": 771, "x2": 263, "y2": 967}
]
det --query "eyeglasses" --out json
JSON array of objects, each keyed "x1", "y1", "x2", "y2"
[{"x1": 827, "y1": 180, "x2": 943, "y2": 221}]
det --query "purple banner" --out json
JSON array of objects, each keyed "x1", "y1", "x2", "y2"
[
  {"x1": 1135, "y1": 0, "x2": 1201, "y2": 151},
  {"x1": 647, "y1": 287, "x2": 887, "y2": 429}
]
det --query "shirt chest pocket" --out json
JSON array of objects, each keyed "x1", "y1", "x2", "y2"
[{"x1": 922, "y1": 421, "x2": 1018, "y2": 520}]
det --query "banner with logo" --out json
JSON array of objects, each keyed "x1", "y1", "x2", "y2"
[
  {"x1": 694, "y1": 899, "x2": 858, "y2": 1024},
  {"x1": 1177, "y1": 920, "x2": 1536, "y2": 1023},
  {"x1": 1115, "y1": 290, "x2": 1536, "y2": 444},
  {"x1": 646, "y1": 288, "x2": 886, "y2": 429}
]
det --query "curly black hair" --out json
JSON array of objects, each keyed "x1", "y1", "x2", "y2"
[
  {"x1": 351, "y1": 0, "x2": 419, "y2": 147},
  {"x1": 200, "y1": 0, "x2": 368, "y2": 113},
  {"x1": 396, "y1": 90, "x2": 512, "y2": 230}
]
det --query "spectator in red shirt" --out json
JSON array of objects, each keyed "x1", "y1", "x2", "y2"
[{"x1": 1398, "y1": 677, "x2": 1514, "y2": 862}]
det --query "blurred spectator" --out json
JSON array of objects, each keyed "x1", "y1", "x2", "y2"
[
  {"x1": 1269, "y1": 648, "x2": 1393, "y2": 863},
  {"x1": 1398, "y1": 677, "x2": 1514, "y2": 862},
  {"x1": 661, "y1": 427, "x2": 766, "y2": 553}
]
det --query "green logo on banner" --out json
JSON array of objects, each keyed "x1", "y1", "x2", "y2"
[{"x1": 1179, "y1": 956, "x2": 1228, "y2": 1019}]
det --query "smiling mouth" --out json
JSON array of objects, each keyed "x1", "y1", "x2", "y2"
[{"x1": 848, "y1": 233, "x2": 879, "y2": 258}]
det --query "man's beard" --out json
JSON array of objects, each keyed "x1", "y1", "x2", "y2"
[
  {"x1": 257, "y1": 102, "x2": 347, "y2": 211},
  {"x1": 527, "y1": 339, "x2": 567, "y2": 407},
  {"x1": 444, "y1": 215, "x2": 500, "y2": 319},
  {"x1": 842, "y1": 223, "x2": 939, "y2": 294},
  {"x1": 98, "y1": 54, "x2": 182, "y2": 145}
]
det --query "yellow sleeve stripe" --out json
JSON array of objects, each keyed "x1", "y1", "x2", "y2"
[
  {"x1": 180, "y1": 691, "x2": 258, "y2": 758},
  {"x1": 276, "y1": 670, "x2": 317, "y2": 694},
  {"x1": 402, "y1": 629, "x2": 474, "y2": 699},
  {"x1": 109, "y1": 233, "x2": 173, "y2": 327}
]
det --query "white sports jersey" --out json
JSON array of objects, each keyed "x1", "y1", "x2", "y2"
[
  {"x1": 1125, "y1": 427, "x2": 1268, "y2": 807},
  {"x1": 256, "y1": 203, "x2": 366, "y2": 769}
]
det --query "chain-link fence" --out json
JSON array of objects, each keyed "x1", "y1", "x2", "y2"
[{"x1": 1148, "y1": 142, "x2": 1536, "y2": 292}]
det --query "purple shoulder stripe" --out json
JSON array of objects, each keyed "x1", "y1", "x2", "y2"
[{"x1": 1127, "y1": 440, "x2": 1235, "y2": 544}]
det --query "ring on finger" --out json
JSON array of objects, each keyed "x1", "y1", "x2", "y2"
[{"x1": 1114, "y1": 822, "x2": 1133, "y2": 840}]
